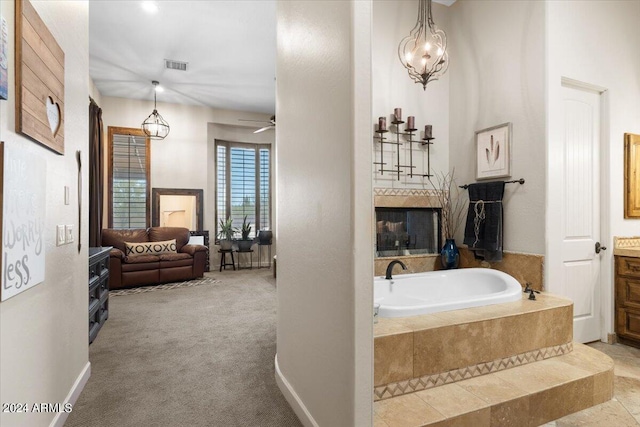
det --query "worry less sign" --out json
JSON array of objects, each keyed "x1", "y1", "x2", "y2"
[{"x1": 1, "y1": 142, "x2": 46, "y2": 301}]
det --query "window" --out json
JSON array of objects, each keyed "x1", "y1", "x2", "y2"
[
  {"x1": 108, "y1": 127, "x2": 151, "y2": 229},
  {"x1": 215, "y1": 141, "x2": 271, "y2": 239}
]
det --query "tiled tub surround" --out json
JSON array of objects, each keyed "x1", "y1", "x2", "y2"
[
  {"x1": 375, "y1": 249, "x2": 545, "y2": 291},
  {"x1": 374, "y1": 292, "x2": 574, "y2": 400}
]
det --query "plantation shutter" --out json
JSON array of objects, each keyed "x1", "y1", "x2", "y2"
[
  {"x1": 259, "y1": 148, "x2": 270, "y2": 231},
  {"x1": 216, "y1": 144, "x2": 227, "y2": 229},
  {"x1": 111, "y1": 133, "x2": 149, "y2": 229},
  {"x1": 230, "y1": 146, "x2": 257, "y2": 237},
  {"x1": 215, "y1": 141, "x2": 271, "y2": 240}
]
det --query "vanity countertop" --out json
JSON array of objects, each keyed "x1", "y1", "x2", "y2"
[{"x1": 614, "y1": 237, "x2": 640, "y2": 257}]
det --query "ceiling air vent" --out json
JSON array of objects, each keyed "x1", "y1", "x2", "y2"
[{"x1": 164, "y1": 59, "x2": 188, "y2": 71}]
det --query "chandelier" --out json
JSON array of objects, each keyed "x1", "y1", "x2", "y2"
[
  {"x1": 141, "y1": 81, "x2": 170, "y2": 140},
  {"x1": 398, "y1": 0, "x2": 449, "y2": 90}
]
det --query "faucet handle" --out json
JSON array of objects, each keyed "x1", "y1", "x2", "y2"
[{"x1": 524, "y1": 283, "x2": 540, "y2": 300}]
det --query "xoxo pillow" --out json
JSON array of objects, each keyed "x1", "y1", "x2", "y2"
[{"x1": 125, "y1": 239, "x2": 177, "y2": 256}]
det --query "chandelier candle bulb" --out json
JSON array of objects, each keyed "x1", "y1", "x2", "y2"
[
  {"x1": 378, "y1": 117, "x2": 387, "y2": 132},
  {"x1": 407, "y1": 116, "x2": 415, "y2": 130},
  {"x1": 425, "y1": 125, "x2": 433, "y2": 139},
  {"x1": 394, "y1": 108, "x2": 402, "y2": 122}
]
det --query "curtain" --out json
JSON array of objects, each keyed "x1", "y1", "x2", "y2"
[{"x1": 89, "y1": 98, "x2": 104, "y2": 247}]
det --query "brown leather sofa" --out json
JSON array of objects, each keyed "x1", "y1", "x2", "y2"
[{"x1": 102, "y1": 227, "x2": 207, "y2": 290}]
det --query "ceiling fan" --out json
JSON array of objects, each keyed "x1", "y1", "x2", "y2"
[{"x1": 238, "y1": 115, "x2": 276, "y2": 133}]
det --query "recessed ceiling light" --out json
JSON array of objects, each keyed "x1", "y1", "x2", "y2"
[{"x1": 141, "y1": 1, "x2": 159, "y2": 14}]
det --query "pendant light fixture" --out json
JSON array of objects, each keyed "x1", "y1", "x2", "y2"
[
  {"x1": 398, "y1": 0, "x2": 449, "y2": 90},
  {"x1": 141, "y1": 80, "x2": 170, "y2": 140}
]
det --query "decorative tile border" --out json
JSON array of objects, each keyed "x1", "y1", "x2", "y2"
[
  {"x1": 373, "y1": 342, "x2": 573, "y2": 401},
  {"x1": 373, "y1": 188, "x2": 440, "y2": 197}
]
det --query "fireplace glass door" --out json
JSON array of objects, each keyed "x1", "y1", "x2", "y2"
[{"x1": 375, "y1": 207, "x2": 440, "y2": 257}]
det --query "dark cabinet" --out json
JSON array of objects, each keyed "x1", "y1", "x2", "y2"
[
  {"x1": 89, "y1": 246, "x2": 111, "y2": 344},
  {"x1": 615, "y1": 256, "x2": 640, "y2": 346}
]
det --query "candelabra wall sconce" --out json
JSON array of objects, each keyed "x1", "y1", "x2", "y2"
[{"x1": 374, "y1": 107, "x2": 434, "y2": 181}]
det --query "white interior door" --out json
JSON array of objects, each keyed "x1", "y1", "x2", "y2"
[{"x1": 555, "y1": 83, "x2": 602, "y2": 343}]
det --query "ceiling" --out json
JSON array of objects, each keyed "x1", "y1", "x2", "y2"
[
  {"x1": 90, "y1": 1, "x2": 454, "y2": 115},
  {"x1": 89, "y1": 1, "x2": 276, "y2": 114}
]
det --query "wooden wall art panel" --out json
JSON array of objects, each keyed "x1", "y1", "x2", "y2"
[{"x1": 15, "y1": 0, "x2": 65, "y2": 154}]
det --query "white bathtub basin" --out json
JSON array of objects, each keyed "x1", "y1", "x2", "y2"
[{"x1": 374, "y1": 268, "x2": 523, "y2": 318}]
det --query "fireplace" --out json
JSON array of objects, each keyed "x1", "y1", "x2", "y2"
[
  {"x1": 373, "y1": 188, "x2": 443, "y2": 259},
  {"x1": 376, "y1": 207, "x2": 440, "y2": 257}
]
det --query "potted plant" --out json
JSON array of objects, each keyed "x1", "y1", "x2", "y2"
[
  {"x1": 237, "y1": 215, "x2": 254, "y2": 251},
  {"x1": 430, "y1": 170, "x2": 468, "y2": 269},
  {"x1": 217, "y1": 217, "x2": 236, "y2": 251}
]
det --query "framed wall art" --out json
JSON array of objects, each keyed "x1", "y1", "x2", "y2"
[
  {"x1": 624, "y1": 133, "x2": 640, "y2": 218},
  {"x1": 475, "y1": 122, "x2": 512, "y2": 180},
  {"x1": 15, "y1": 0, "x2": 65, "y2": 154},
  {"x1": 2, "y1": 142, "x2": 46, "y2": 301}
]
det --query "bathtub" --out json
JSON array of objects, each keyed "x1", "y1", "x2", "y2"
[{"x1": 374, "y1": 268, "x2": 522, "y2": 318}]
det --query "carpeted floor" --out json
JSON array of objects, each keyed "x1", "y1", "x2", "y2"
[{"x1": 66, "y1": 269, "x2": 301, "y2": 427}]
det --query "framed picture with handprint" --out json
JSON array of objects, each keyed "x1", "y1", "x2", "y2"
[{"x1": 475, "y1": 122, "x2": 511, "y2": 180}]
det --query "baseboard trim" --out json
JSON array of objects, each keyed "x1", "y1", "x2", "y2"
[
  {"x1": 50, "y1": 362, "x2": 91, "y2": 427},
  {"x1": 274, "y1": 354, "x2": 319, "y2": 427}
]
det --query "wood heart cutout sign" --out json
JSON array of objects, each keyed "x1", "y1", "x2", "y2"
[{"x1": 46, "y1": 96, "x2": 61, "y2": 136}]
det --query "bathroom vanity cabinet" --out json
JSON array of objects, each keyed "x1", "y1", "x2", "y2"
[{"x1": 615, "y1": 255, "x2": 640, "y2": 346}]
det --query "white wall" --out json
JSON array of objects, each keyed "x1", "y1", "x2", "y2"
[
  {"x1": 276, "y1": 0, "x2": 373, "y2": 425},
  {"x1": 372, "y1": 1, "x2": 450, "y2": 189},
  {"x1": 448, "y1": 0, "x2": 547, "y2": 254},
  {"x1": 0, "y1": 1, "x2": 90, "y2": 426},
  {"x1": 89, "y1": 77, "x2": 101, "y2": 106},
  {"x1": 546, "y1": 0, "x2": 640, "y2": 338},
  {"x1": 102, "y1": 97, "x2": 211, "y2": 192},
  {"x1": 99, "y1": 97, "x2": 275, "y2": 263}
]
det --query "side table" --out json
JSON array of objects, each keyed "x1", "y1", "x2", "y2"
[
  {"x1": 236, "y1": 249, "x2": 254, "y2": 270},
  {"x1": 219, "y1": 249, "x2": 236, "y2": 271},
  {"x1": 258, "y1": 243, "x2": 272, "y2": 268}
]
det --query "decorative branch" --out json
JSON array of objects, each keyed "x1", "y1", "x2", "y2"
[{"x1": 429, "y1": 170, "x2": 468, "y2": 240}]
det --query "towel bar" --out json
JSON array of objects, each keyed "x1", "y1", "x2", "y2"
[{"x1": 459, "y1": 178, "x2": 525, "y2": 190}]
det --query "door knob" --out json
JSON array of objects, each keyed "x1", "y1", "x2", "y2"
[{"x1": 595, "y1": 242, "x2": 607, "y2": 254}]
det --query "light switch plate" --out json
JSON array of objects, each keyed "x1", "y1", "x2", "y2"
[
  {"x1": 64, "y1": 186, "x2": 70, "y2": 205},
  {"x1": 65, "y1": 225, "x2": 74, "y2": 243},
  {"x1": 56, "y1": 225, "x2": 65, "y2": 246}
]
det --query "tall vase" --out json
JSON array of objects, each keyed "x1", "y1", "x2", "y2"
[{"x1": 441, "y1": 238, "x2": 460, "y2": 269}]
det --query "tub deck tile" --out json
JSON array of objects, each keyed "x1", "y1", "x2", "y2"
[
  {"x1": 375, "y1": 332, "x2": 414, "y2": 386},
  {"x1": 413, "y1": 321, "x2": 493, "y2": 378},
  {"x1": 374, "y1": 393, "x2": 445, "y2": 427},
  {"x1": 374, "y1": 343, "x2": 614, "y2": 427},
  {"x1": 377, "y1": 292, "x2": 573, "y2": 337}
]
